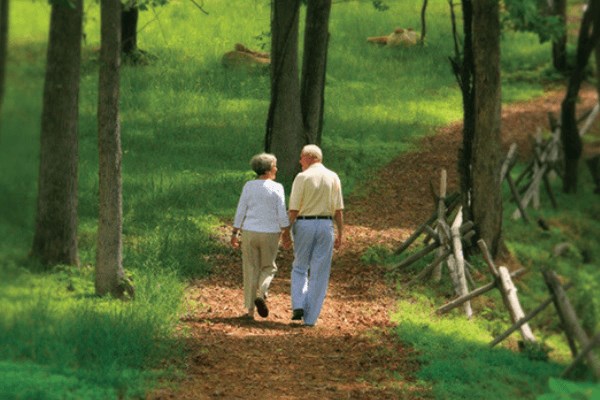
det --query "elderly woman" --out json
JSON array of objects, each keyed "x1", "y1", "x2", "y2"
[{"x1": 231, "y1": 153, "x2": 290, "y2": 319}]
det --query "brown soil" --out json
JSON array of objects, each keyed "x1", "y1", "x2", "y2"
[{"x1": 150, "y1": 86, "x2": 599, "y2": 400}]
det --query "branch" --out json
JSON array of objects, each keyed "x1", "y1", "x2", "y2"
[{"x1": 188, "y1": 0, "x2": 209, "y2": 15}]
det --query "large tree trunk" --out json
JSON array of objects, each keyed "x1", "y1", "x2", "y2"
[
  {"x1": 96, "y1": 0, "x2": 126, "y2": 297},
  {"x1": 0, "y1": 0, "x2": 8, "y2": 116},
  {"x1": 549, "y1": 0, "x2": 568, "y2": 72},
  {"x1": 454, "y1": 0, "x2": 475, "y2": 224},
  {"x1": 265, "y1": 0, "x2": 304, "y2": 185},
  {"x1": 300, "y1": 0, "x2": 331, "y2": 146},
  {"x1": 472, "y1": 0, "x2": 503, "y2": 256},
  {"x1": 31, "y1": 0, "x2": 82, "y2": 267},
  {"x1": 595, "y1": 41, "x2": 600, "y2": 100},
  {"x1": 561, "y1": 1, "x2": 600, "y2": 193},
  {"x1": 121, "y1": 3, "x2": 138, "y2": 55}
]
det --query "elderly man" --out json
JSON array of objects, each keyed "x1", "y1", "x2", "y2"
[{"x1": 283, "y1": 144, "x2": 344, "y2": 327}]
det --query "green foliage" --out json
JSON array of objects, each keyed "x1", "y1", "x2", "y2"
[
  {"x1": 537, "y1": 379, "x2": 600, "y2": 400},
  {"x1": 521, "y1": 341, "x2": 551, "y2": 362},
  {"x1": 502, "y1": 0, "x2": 565, "y2": 43},
  {"x1": 360, "y1": 244, "x2": 393, "y2": 266},
  {"x1": 371, "y1": 1, "x2": 389, "y2": 12},
  {"x1": 135, "y1": 0, "x2": 169, "y2": 12}
]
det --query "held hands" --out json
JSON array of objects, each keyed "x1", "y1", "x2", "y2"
[
  {"x1": 281, "y1": 230, "x2": 292, "y2": 250},
  {"x1": 230, "y1": 231, "x2": 240, "y2": 249}
]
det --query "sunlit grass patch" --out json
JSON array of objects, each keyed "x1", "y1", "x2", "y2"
[{"x1": 393, "y1": 296, "x2": 563, "y2": 400}]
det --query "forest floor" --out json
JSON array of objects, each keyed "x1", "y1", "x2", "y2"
[{"x1": 150, "y1": 85, "x2": 599, "y2": 400}]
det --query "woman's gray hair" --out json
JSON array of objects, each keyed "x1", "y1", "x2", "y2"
[
  {"x1": 250, "y1": 153, "x2": 277, "y2": 176},
  {"x1": 301, "y1": 144, "x2": 323, "y2": 161}
]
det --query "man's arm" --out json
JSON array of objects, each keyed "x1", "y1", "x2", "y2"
[
  {"x1": 334, "y1": 209, "x2": 344, "y2": 250},
  {"x1": 288, "y1": 210, "x2": 299, "y2": 226}
]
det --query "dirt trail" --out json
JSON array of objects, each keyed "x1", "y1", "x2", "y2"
[{"x1": 150, "y1": 87, "x2": 598, "y2": 400}]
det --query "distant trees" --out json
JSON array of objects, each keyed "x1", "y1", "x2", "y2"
[
  {"x1": 122, "y1": 1, "x2": 140, "y2": 57},
  {"x1": 96, "y1": 0, "x2": 131, "y2": 298},
  {"x1": 121, "y1": 0, "x2": 174, "y2": 64},
  {"x1": 31, "y1": 0, "x2": 83, "y2": 267},
  {"x1": 548, "y1": 0, "x2": 568, "y2": 72},
  {"x1": 560, "y1": 0, "x2": 600, "y2": 193},
  {"x1": 265, "y1": 0, "x2": 333, "y2": 184},
  {"x1": 0, "y1": 0, "x2": 8, "y2": 116},
  {"x1": 503, "y1": 0, "x2": 567, "y2": 72}
]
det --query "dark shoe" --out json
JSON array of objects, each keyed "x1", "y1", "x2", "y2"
[
  {"x1": 254, "y1": 297, "x2": 269, "y2": 318},
  {"x1": 291, "y1": 309, "x2": 304, "y2": 321}
]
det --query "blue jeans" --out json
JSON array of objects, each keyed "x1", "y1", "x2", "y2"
[{"x1": 290, "y1": 219, "x2": 334, "y2": 325}]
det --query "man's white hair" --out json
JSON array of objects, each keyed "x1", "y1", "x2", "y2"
[{"x1": 301, "y1": 144, "x2": 323, "y2": 161}]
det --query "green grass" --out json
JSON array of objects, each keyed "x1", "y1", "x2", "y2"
[
  {"x1": 1, "y1": 0, "x2": 593, "y2": 398},
  {"x1": 0, "y1": 261, "x2": 185, "y2": 398},
  {"x1": 393, "y1": 294, "x2": 563, "y2": 400}
]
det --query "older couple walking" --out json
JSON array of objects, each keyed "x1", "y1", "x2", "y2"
[{"x1": 231, "y1": 145, "x2": 344, "y2": 327}]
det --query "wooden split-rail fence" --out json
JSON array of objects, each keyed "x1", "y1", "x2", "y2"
[
  {"x1": 394, "y1": 167, "x2": 600, "y2": 380},
  {"x1": 500, "y1": 103, "x2": 600, "y2": 222}
]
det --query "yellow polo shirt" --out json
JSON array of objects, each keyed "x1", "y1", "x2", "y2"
[{"x1": 289, "y1": 163, "x2": 344, "y2": 216}]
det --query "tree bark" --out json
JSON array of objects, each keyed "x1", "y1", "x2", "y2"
[
  {"x1": 96, "y1": 0, "x2": 126, "y2": 297},
  {"x1": 300, "y1": 0, "x2": 331, "y2": 146},
  {"x1": 0, "y1": 0, "x2": 8, "y2": 116},
  {"x1": 452, "y1": 0, "x2": 474, "y2": 224},
  {"x1": 595, "y1": 42, "x2": 600, "y2": 100},
  {"x1": 32, "y1": 0, "x2": 82, "y2": 267},
  {"x1": 121, "y1": 3, "x2": 138, "y2": 55},
  {"x1": 561, "y1": 1, "x2": 600, "y2": 193},
  {"x1": 549, "y1": 0, "x2": 568, "y2": 72},
  {"x1": 265, "y1": 0, "x2": 305, "y2": 185},
  {"x1": 471, "y1": 0, "x2": 503, "y2": 256},
  {"x1": 420, "y1": 0, "x2": 428, "y2": 43}
]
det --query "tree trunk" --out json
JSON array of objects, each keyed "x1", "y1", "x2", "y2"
[
  {"x1": 265, "y1": 0, "x2": 304, "y2": 185},
  {"x1": 471, "y1": 0, "x2": 503, "y2": 256},
  {"x1": 595, "y1": 42, "x2": 600, "y2": 100},
  {"x1": 549, "y1": 0, "x2": 568, "y2": 72},
  {"x1": 561, "y1": 1, "x2": 600, "y2": 193},
  {"x1": 300, "y1": 0, "x2": 331, "y2": 146},
  {"x1": 0, "y1": 0, "x2": 8, "y2": 116},
  {"x1": 454, "y1": 0, "x2": 475, "y2": 224},
  {"x1": 121, "y1": 3, "x2": 138, "y2": 55},
  {"x1": 31, "y1": 0, "x2": 82, "y2": 267},
  {"x1": 420, "y1": 0, "x2": 428, "y2": 43},
  {"x1": 96, "y1": 0, "x2": 126, "y2": 297}
]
